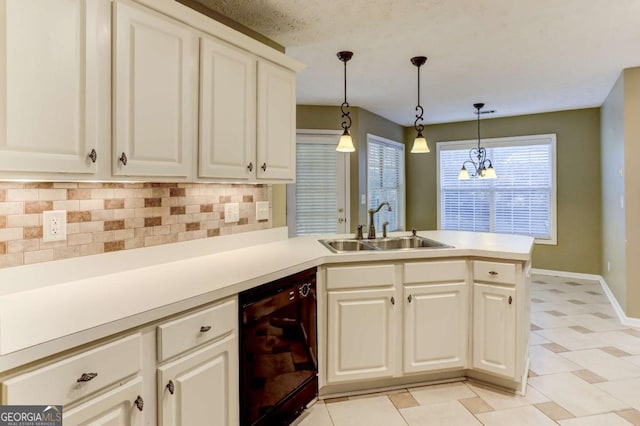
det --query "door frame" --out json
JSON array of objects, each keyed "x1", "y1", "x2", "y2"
[{"x1": 287, "y1": 129, "x2": 351, "y2": 237}]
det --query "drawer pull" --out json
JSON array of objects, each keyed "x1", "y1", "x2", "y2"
[
  {"x1": 119, "y1": 152, "x2": 128, "y2": 166},
  {"x1": 407, "y1": 294, "x2": 412, "y2": 303},
  {"x1": 489, "y1": 271, "x2": 498, "y2": 276},
  {"x1": 261, "y1": 162, "x2": 267, "y2": 172},
  {"x1": 77, "y1": 372, "x2": 98, "y2": 383},
  {"x1": 88, "y1": 149, "x2": 97, "y2": 163},
  {"x1": 509, "y1": 296, "x2": 513, "y2": 305},
  {"x1": 200, "y1": 326, "x2": 212, "y2": 333},
  {"x1": 134, "y1": 395, "x2": 144, "y2": 411},
  {"x1": 390, "y1": 296, "x2": 395, "y2": 305},
  {"x1": 166, "y1": 380, "x2": 175, "y2": 395},
  {"x1": 247, "y1": 162, "x2": 253, "y2": 172}
]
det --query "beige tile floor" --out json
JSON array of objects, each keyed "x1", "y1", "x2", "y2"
[{"x1": 292, "y1": 274, "x2": 640, "y2": 425}]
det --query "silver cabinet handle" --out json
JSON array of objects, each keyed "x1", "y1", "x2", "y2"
[
  {"x1": 489, "y1": 271, "x2": 498, "y2": 276},
  {"x1": 247, "y1": 162, "x2": 253, "y2": 172},
  {"x1": 88, "y1": 149, "x2": 97, "y2": 163},
  {"x1": 261, "y1": 163, "x2": 267, "y2": 172},
  {"x1": 200, "y1": 325, "x2": 212, "y2": 332},
  {"x1": 134, "y1": 395, "x2": 144, "y2": 411},
  {"x1": 407, "y1": 294, "x2": 412, "y2": 303},
  {"x1": 509, "y1": 296, "x2": 513, "y2": 305},
  {"x1": 119, "y1": 152, "x2": 128, "y2": 165},
  {"x1": 77, "y1": 372, "x2": 98, "y2": 383},
  {"x1": 390, "y1": 296, "x2": 395, "y2": 305},
  {"x1": 166, "y1": 380, "x2": 175, "y2": 395}
]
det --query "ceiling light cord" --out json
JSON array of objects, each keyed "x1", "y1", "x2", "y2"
[{"x1": 341, "y1": 58, "x2": 351, "y2": 132}]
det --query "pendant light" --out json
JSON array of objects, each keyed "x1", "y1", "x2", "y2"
[
  {"x1": 458, "y1": 103, "x2": 497, "y2": 179},
  {"x1": 410, "y1": 56, "x2": 430, "y2": 153},
  {"x1": 336, "y1": 51, "x2": 355, "y2": 152}
]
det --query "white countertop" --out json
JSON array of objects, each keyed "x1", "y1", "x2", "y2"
[{"x1": 0, "y1": 227, "x2": 533, "y2": 372}]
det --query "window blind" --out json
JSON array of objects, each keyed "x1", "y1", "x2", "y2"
[
  {"x1": 294, "y1": 142, "x2": 338, "y2": 235},
  {"x1": 367, "y1": 135, "x2": 405, "y2": 232},
  {"x1": 438, "y1": 135, "x2": 555, "y2": 242}
]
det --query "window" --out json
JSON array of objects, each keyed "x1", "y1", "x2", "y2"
[
  {"x1": 367, "y1": 134, "x2": 405, "y2": 232},
  {"x1": 437, "y1": 134, "x2": 556, "y2": 244},
  {"x1": 286, "y1": 131, "x2": 349, "y2": 236}
]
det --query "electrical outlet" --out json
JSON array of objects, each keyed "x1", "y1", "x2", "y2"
[
  {"x1": 43, "y1": 210, "x2": 67, "y2": 242},
  {"x1": 256, "y1": 201, "x2": 269, "y2": 221},
  {"x1": 224, "y1": 203, "x2": 240, "y2": 223}
]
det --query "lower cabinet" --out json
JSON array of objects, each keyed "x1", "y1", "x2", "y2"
[
  {"x1": 403, "y1": 282, "x2": 467, "y2": 373},
  {"x1": 0, "y1": 297, "x2": 238, "y2": 426},
  {"x1": 157, "y1": 334, "x2": 238, "y2": 426},
  {"x1": 63, "y1": 377, "x2": 144, "y2": 426},
  {"x1": 326, "y1": 287, "x2": 396, "y2": 383},
  {"x1": 323, "y1": 258, "x2": 527, "y2": 392},
  {"x1": 472, "y1": 283, "x2": 516, "y2": 378}
]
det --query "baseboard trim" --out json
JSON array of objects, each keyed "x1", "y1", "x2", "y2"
[{"x1": 531, "y1": 268, "x2": 640, "y2": 329}]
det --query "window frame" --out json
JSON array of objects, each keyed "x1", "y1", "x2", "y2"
[
  {"x1": 436, "y1": 134, "x2": 557, "y2": 245},
  {"x1": 366, "y1": 133, "x2": 406, "y2": 232}
]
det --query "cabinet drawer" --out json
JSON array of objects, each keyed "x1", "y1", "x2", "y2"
[
  {"x1": 157, "y1": 297, "x2": 236, "y2": 361},
  {"x1": 326, "y1": 264, "x2": 395, "y2": 290},
  {"x1": 473, "y1": 261, "x2": 517, "y2": 285},
  {"x1": 404, "y1": 260, "x2": 466, "y2": 284},
  {"x1": 2, "y1": 334, "x2": 141, "y2": 406}
]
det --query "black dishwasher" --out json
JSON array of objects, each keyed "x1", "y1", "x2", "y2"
[{"x1": 239, "y1": 267, "x2": 317, "y2": 426}]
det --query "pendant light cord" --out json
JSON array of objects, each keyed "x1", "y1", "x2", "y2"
[{"x1": 340, "y1": 56, "x2": 352, "y2": 131}]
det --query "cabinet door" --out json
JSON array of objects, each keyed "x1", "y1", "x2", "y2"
[
  {"x1": 327, "y1": 287, "x2": 396, "y2": 383},
  {"x1": 199, "y1": 36, "x2": 256, "y2": 180},
  {"x1": 404, "y1": 283, "x2": 467, "y2": 373},
  {"x1": 113, "y1": 2, "x2": 195, "y2": 178},
  {"x1": 473, "y1": 283, "x2": 516, "y2": 378},
  {"x1": 158, "y1": 334, "x2": 238, "y2": 426},
  {"x1": 63, "y1": 377, "x2": 144, "y2": 426},
  {"x1": 256, "y1": 60, "x2": 296, "y2": 181},
  {"x1": 0, "y1": 0, "x2": 110, "y2": 176}
]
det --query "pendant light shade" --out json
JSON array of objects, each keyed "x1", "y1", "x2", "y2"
[
  {"x1": 336, "y1": 51, "x2": 355, "y2": 152},
  {"x1": 410, "y1": 56, "x2": 430, "y2": 153},
  {"x1": 336, "y1": 129, "x2": 355, "y2": 152}
]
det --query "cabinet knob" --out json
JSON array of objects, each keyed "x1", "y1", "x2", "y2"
[
  {"x1": 247, "y1": 162, "x2": 253, "y2": 172},
  {"x1": 407, "y1": 294, "x2": 412, "y2": 303},
  {"x1": 77, "y1": 372, "x2": 98, "y2": 383},
  {"x1": 508, "y1": 296, "x2": 513, "y2": 305},
  {"x1": 390, "y1": 296, "x2": 395, "y2": 305},
  {"x1": 489, "y1": 271, "x2": 498, "y2": 276},
  {"x1": 134, "y1": 395, "x2": 144, "y2": 411},
  {"x1": 200, "y1": 325, "x2": 212, "y2": 332},
  {"x1": 119, "y1": 152, "x2": 128, "y2": 166},
  {"x1": 88, "y1": 149, "x2": 97, "y2": 163},
  {"x1": 166, "y1": 380, "x2": 175, "y2": 395},
  {"x1": 261, "y1": 163, "x2": 267, "y2": 172}
]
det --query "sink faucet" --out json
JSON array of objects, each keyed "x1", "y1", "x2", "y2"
[{"x1": 367, "y1": 202, "x2": 392, "y2": 239}]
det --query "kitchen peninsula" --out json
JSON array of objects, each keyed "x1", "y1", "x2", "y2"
[{"x1": 0, "y1": 228, "x2": 533, "y2": 424}]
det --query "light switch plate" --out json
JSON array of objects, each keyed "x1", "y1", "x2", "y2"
[
  {"x1": 224, "y1": 203, "x2": 240, "y2": 223},
  {"x1": 43, "y1": 210, "x2": 67, "y2": 242},
  {"x1": 256, "y1": 201, "x2": 269, "y2": 221}
]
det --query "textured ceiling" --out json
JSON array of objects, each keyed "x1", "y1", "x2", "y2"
[{"x1": 195, "y1": 0, "x2": 640, "y2": 125}]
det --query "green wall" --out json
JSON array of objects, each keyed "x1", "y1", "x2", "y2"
[
  {"x1": 295, "y1": 105, "x2": 403, "y2": 230},
  {"x1": 406, "y1": 108, "x2": 602, "y2": 274}
]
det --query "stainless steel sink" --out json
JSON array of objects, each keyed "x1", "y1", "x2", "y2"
[
  {"x1": 319, "y1": 236, "x2": 452, "y2": 253},
  {"x1": 320, "y1": 239, "x2": 378, "y2": 253}
]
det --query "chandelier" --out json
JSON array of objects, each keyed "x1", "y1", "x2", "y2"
[{"x1": 458, "y1": 103, "x2": 497, "y2": 179}]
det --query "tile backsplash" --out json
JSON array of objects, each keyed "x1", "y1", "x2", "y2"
[{"x1": 0, "y1": 182, "x2": 271, "y2": 269}]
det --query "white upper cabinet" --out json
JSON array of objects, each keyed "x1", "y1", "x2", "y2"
[
  {"x1": 198, "y1": 36, "x2": 256, "y2": 181},
  {"x1": 0, "y1": 0, "x2": 110, "y2": 177},
  {"x1": 113, "y1": 1, "x2": 196, "y2": 179},
  {"x1": 257, "y1": 60, "x2": 296, "y2": 181}
]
